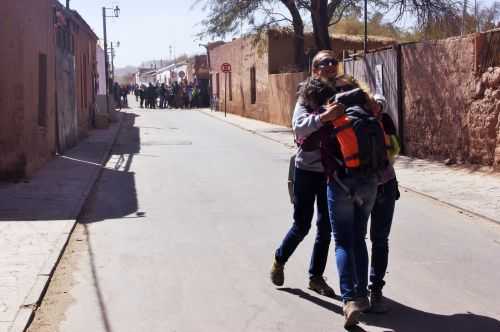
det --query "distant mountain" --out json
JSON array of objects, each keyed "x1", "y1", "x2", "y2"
[{"x1": 115, "y1": 66, "x2": 138, "y2": 78}]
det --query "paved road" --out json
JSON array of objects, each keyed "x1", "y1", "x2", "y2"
[{"x1": 29, "y1": 107, "x2": 500, "y2": 332}]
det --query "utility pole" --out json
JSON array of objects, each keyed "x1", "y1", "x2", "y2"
[
  {"x1": 102, "y1": 7, "x2": 110, "y2": 112},
  {"x1": 363, "y1": 0, "x2": 368, "y2": 53},
  {"x1": 474, "y1": 0, "x2": 479, "y2": 32},
  {"x1": 462, "y1": 0, "x2": 468, "y2": 35},
  {"x1": 102, "y1": 6, "x2": 120, "y2": 112},
  {"x1": 110, "y1": 42, "x2": 115, "y2": 81}
]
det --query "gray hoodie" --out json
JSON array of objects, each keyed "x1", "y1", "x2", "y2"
[{"x1": 292, "y1": 98, "x2": 325, "y2": 173}]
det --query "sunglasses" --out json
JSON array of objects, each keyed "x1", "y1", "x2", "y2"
[{"x1": 314, "y1": 58, "x2": 338, "y2": 69}]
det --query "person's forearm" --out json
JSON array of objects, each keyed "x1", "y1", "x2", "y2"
[{"x1": 292, "y1": 101, "x2": 323, "y2": 139}]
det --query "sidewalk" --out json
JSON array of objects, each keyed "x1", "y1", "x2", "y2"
[
  {"x1": 199, "y1": 109, "x2": 500, "y2": 224},
  {"x1": 0, "y1": 113, "x2": 123, "y2": 332}
]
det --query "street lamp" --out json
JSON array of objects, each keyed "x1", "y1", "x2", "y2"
[{"x1": 102, "y1": 5, "x2": 120, "y2": 112}]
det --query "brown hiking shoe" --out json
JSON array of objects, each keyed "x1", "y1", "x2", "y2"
[
  {"x1": 343, "y1": 300, "x2": 361, "y2": 329},
  {"x1": 308, "y1": 276, "x2": 336, "y2": 297},
  {"x1": 270, "y1": 259, "x2": 284, "y2": 286}
]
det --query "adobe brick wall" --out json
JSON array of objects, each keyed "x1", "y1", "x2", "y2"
[
  {"x1": 210, "y1": 32, "x2": 394, "y2": 126},
  {"x1": 210, "y1": 37, "x2": 269, "y2": 122},
  {"x1": 402, "y1": 32, "x2": 500, "y2": 169},
  {"x1": 402, "y1": 36, "x2": 477, "y2": 162},
  {"x1": 73, "y1": 15, "x2": 98, "y2": 138},
  {"x1": 267, "y1": 31, "x2": 395, "y2": 74},
  {"x1": 268, "y1": 72, "x2": 307, "y2": 127},
  {"x1": 0, "y1": 0, "x2": 57, "y2": 179}
]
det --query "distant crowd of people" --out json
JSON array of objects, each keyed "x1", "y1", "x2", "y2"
[
  {"x1": 135, "y1": 80, "x2": 203, "y2": 109},
  {"x1": 111, "y1": 80, "x2": 206, "y2": 110}
]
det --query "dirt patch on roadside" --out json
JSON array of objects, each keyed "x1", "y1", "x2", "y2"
[{"x1": 27, "y1": 224, "x2": 88, "y2": 332}]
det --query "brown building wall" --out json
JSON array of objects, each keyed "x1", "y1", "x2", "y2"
[
  {"x1": 268, "y1": 72, "x2": 307, "y2": 127},
  {"x1": 210, "y1": 37, "x2": 269, "y2": 122},
  {"x1": 267, "y1": 31, "x2": 395, "y2": 74},
  {"x1": 0, "y1": 0, "x2": 56, "y2": 179},
  {"x1": 402, "y1": 35, "x2": 500, "y2": 166},
  {"x1": 72, "y1": 14, "x2": 98, "y2": 137},
  {"x1": 210, "y1": 31, "x2": 395, "y2": 127}
]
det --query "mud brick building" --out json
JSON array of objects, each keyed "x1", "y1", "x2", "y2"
[
  {"x1": 0, "y1": 0, "x2": 99, "y2": 179},
  {"x1": 209, "y1": 30, "x2": 394, "y2": 126}
]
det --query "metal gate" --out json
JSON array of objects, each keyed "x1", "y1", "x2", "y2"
[
  {"x1": 343, "y1": 46, "x2": 403, "y2": 142},
  {"x1": 55, "y1": 48, "x2": 78, "y2": 153}
]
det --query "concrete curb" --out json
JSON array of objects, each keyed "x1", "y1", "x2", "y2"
[
  {"x1": 9, "y1": 111, "x2": 125, "y2": 332},
  {"x1": 199, "y1": 109, "x2": 500, "y2": 226},
  {"x1": 198, "y1": 110, "x2": 296, "y2": 149},
  {"x1": 399, "y1": 185, "x2": 500, "y2": 225}
]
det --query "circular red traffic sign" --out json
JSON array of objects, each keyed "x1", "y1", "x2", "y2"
[{"x1": 221, "y1": 63, "x2": 232, "y2": 73}]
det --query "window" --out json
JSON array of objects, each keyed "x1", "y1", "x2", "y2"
[
  {"x1": 216, "y1": 73, "x2": 220, "y2": 99},
  {"x1": 250, "y1": 66, "x2": 256, "y2": 104},
  {"x1": 38, "y1": 53, "x2": 48, "y2": 127},
  {"x1": 229, "y1": 72, "x2": 232, "y2": 101}
]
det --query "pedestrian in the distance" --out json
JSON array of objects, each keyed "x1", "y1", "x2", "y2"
[
  {"x1": 134, "y1": 86, "x2": 140, "y2": 102},
  {"x1": 139, "y1": 85, "x2": 145, "y2": 108},
  {"x1": 270, "y1": 50, "x2": 345, "y2": 298}
]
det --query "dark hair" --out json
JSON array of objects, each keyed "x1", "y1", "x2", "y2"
[{"x1": 298, "y1": 78, "x2": 336, "y2": 108}]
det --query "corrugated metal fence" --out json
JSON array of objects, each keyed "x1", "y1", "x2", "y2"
[{"x1": 343, "y1": 46, "x2": 402, "y2": 134}]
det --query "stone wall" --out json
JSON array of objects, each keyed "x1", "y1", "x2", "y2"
[
  {"x1": 401, "y1": 36, "x2": 477, "y2": 163},
  {"x1": 471, "y1": 67, "x2": 500, "y2": 169},
  {"x1": 402, "y1": 31, "x2": 500, "y2": 169}
]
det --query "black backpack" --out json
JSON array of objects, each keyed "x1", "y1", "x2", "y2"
[{"x1": 333, "y1": 89, "x2": 388, "y2": 173}]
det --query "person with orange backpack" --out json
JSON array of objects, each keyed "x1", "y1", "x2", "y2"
[{"x1": 302, "y1": 76, "x2": 389, "y2": 328}]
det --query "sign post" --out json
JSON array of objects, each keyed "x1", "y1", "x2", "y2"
[{"x1": 221, "y1": 63, "x2": 231, "y2": 118}]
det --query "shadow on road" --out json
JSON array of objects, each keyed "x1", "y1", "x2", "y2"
[
  {"x1": 75, "y1": 111, "x2": 144, "y2": 332},
  {"x1": 278, "y1": 288, "x2": 343, "y2": 315},
  {"x1": 360, "y1": 298, "x2": 500, "y2": 332},
  {"x1": 79, "y1": 112, "x2": 142, "y2": 223},
  {"x1": 279, "y1": 287, "x2": 500, "y2": 332}
]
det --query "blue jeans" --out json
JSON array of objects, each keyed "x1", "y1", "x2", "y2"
[
  {"x1": 327, "y1": 175, "x2": 378, "y2": 302},
  {"x1": 369, "y1": 177, "x2": 399, "y2": 293},
  {"x1": 275, "y1": 168, "x2": 331, "y2": 277}
]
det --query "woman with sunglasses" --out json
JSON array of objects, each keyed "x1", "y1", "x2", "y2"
[{"x1": 270, "y1": 50, "x2": 344, "y2": 297}]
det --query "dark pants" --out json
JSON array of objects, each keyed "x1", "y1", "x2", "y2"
[
  {"x1": 140, "y1": 97, "x2": 144, "y2": 108},
  {"x1": 275, "y1": 168, "x2": 331, "y2": 277},
  {"x1": 369, "y1": 177, "x2": 399, "y2": 294}
]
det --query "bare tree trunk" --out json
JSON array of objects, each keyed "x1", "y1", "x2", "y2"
[
  {"x1": 281, "y1": 0, "x2": 305, "y2": 70},
  {"x1": 311, "y1": 0, "x2": 331, "y2": 50}
]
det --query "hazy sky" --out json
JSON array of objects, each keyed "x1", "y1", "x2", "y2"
[{"x1": 67, "y1": 0, "x2": 498, "y2": 68}]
